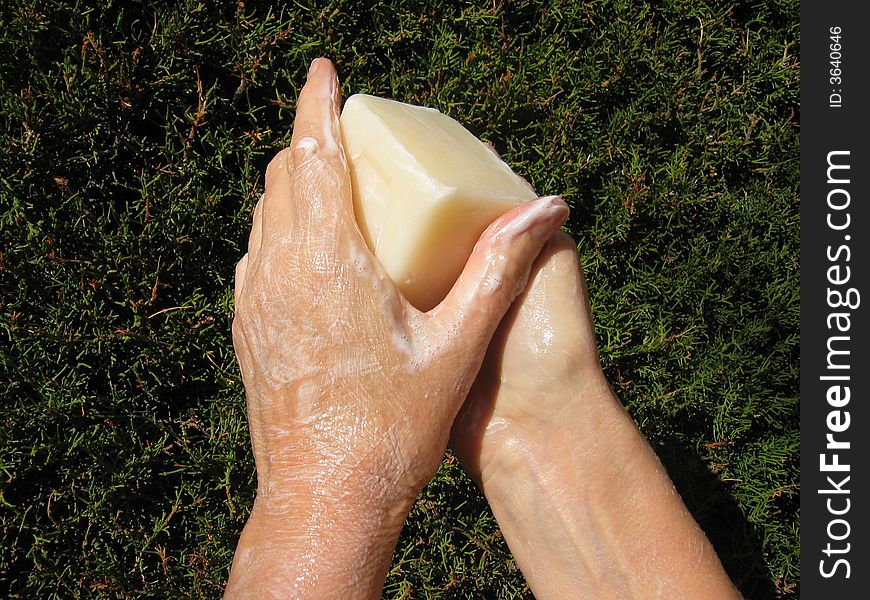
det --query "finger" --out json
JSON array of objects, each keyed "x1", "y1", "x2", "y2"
[
  {"x1": 261, "y1": 57, "x2": 349, "y2": 237},
  {"x1": 287, "y1": 58, "x2": 352, "y2": 224},
  {"x1": 260, "y1": 146, "x2": 294, "y2": 238},
  {"x1": 235, "y1": 194, "x2": 262, "y2": 303},
  {"x1": 538, "y1": 231, "x2": 602, "y2": 361},
  {"x1": 291, "y1": 57, "x2": 344, "y2": 163},
  {"x1": 234, "y1": 253, "x2": 249, "y2": 301},
  {"x1": 247, "y1": 193, "x2": 265, "y2": 263},
  {"x1": 428, "y1": 195, "x2": 569, "y2": 357}
]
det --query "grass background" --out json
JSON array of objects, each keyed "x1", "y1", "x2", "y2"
[{"x1": 0, "y1": 0, "x2": 799, "y2": 597}]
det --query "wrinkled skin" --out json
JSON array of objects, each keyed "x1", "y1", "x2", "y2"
[{"x1": 227, "y1": 58, "x2": 567, "y2": 597}]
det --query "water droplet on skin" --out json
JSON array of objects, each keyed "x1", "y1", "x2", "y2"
[{"x1": 485, "y1": 417, "x2": 509, "y2": 435}]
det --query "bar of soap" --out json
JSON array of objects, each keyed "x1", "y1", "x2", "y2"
[{"x1": 340, "y1": 94, "x2": 536, "y2": 311}]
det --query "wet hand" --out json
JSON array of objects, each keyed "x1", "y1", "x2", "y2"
[{"x1": 231, "y1": 57, "x2": 568, "y2": 522}]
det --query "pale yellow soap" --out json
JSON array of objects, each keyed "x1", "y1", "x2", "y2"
[{"x1": 340, "y1": 94, "x2": 536, "y2": 311}]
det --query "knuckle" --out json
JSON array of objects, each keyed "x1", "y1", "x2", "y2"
[
  {"x1": 265, "y1": 148, "x2": 291, "y2": 183},
  {"x1": 291, "y1": 136, "x2": 320, "y2": 166}
]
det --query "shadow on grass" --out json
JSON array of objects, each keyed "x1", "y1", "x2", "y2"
[{"x1": 656, "y1": 440, "x2": 781, "y2": 600}]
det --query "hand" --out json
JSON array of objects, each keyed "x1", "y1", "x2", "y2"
[
  {"x1": 226, "y1": 57, "x2": 568, "y2": 598},
  {"x1": 449, "y1": 234, "x2": 741, "y2": 599},
  {"x1": 450, "y1": 232, "x2": 609, "y2": 483}
]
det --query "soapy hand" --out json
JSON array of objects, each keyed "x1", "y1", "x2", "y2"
[
  {"x1": 450, "y1": 232, "x2": 609, "y2": 483},
  {"x1": 227, "y1": 58, "x2": 567, "y2": 597}
]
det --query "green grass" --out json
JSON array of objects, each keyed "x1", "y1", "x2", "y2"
[{"x1": 1, "y1": 0, "x2": 799, "y2": 597}]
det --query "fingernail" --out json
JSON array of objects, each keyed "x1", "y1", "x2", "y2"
[
  {"x1": 307, "y1": 57, "x2": 325, "y2": 79},
  {"x1": 502, "y1": 196, "x2": 568, "y2": 241}
]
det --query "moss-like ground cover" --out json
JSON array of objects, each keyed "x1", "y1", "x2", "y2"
[{"x1": 1, "y1": 1, "x2": 798, "y2": 597}]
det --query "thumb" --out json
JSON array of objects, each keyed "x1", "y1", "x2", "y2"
[{"x1": 428, "y1": 195, "x2": 568, "y2": 353}]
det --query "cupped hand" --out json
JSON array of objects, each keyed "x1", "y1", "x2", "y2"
[
  {"x1": 450, "y1": 232, "x2": 611, "y2": 484},
  {"x1": 231, "y1": 58, "x2": 567, "y2": 516}
]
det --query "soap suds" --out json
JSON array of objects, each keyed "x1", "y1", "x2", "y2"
[
  {"x1": 295, "y1": 381, "x2": 320, "y2": 418},
  {"x1": 480, "y1": 250, "x2": 507, "y2": 296},
  {"x1": 294, "y1": 136, "x2": 320, "y2": 157},
  {"x1": 347, "y1": 239, "x2": 371, "y2": 275},
  {"x1": 392, "y1": 328, "x2": 413, "y2": 359}
]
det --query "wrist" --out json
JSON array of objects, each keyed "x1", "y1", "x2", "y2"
[
  {"x1": 247, "y1": 391, "x2": 424, "y2": 526},
  {"x1": 471, "y1": 386, "x2": 648, "y2": 598},
  {"x1": 256, "y1": 455, "x2": 418, "y2": 528},
  {"x1": 475, "y1": 372, "x2": 622, "y2": 487},
  {"x1": 254, "y1": 440, "x2": 419, "y2": 544},
  {"x1": 226, "y1": 470, "x2": 414, "y2": 599},
  {"x1": 225, "y1": 412, "x2": 422, "y2": 599},
  {"x1": 476, "y1": 385, "x2": 741, "y2": 600}
]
